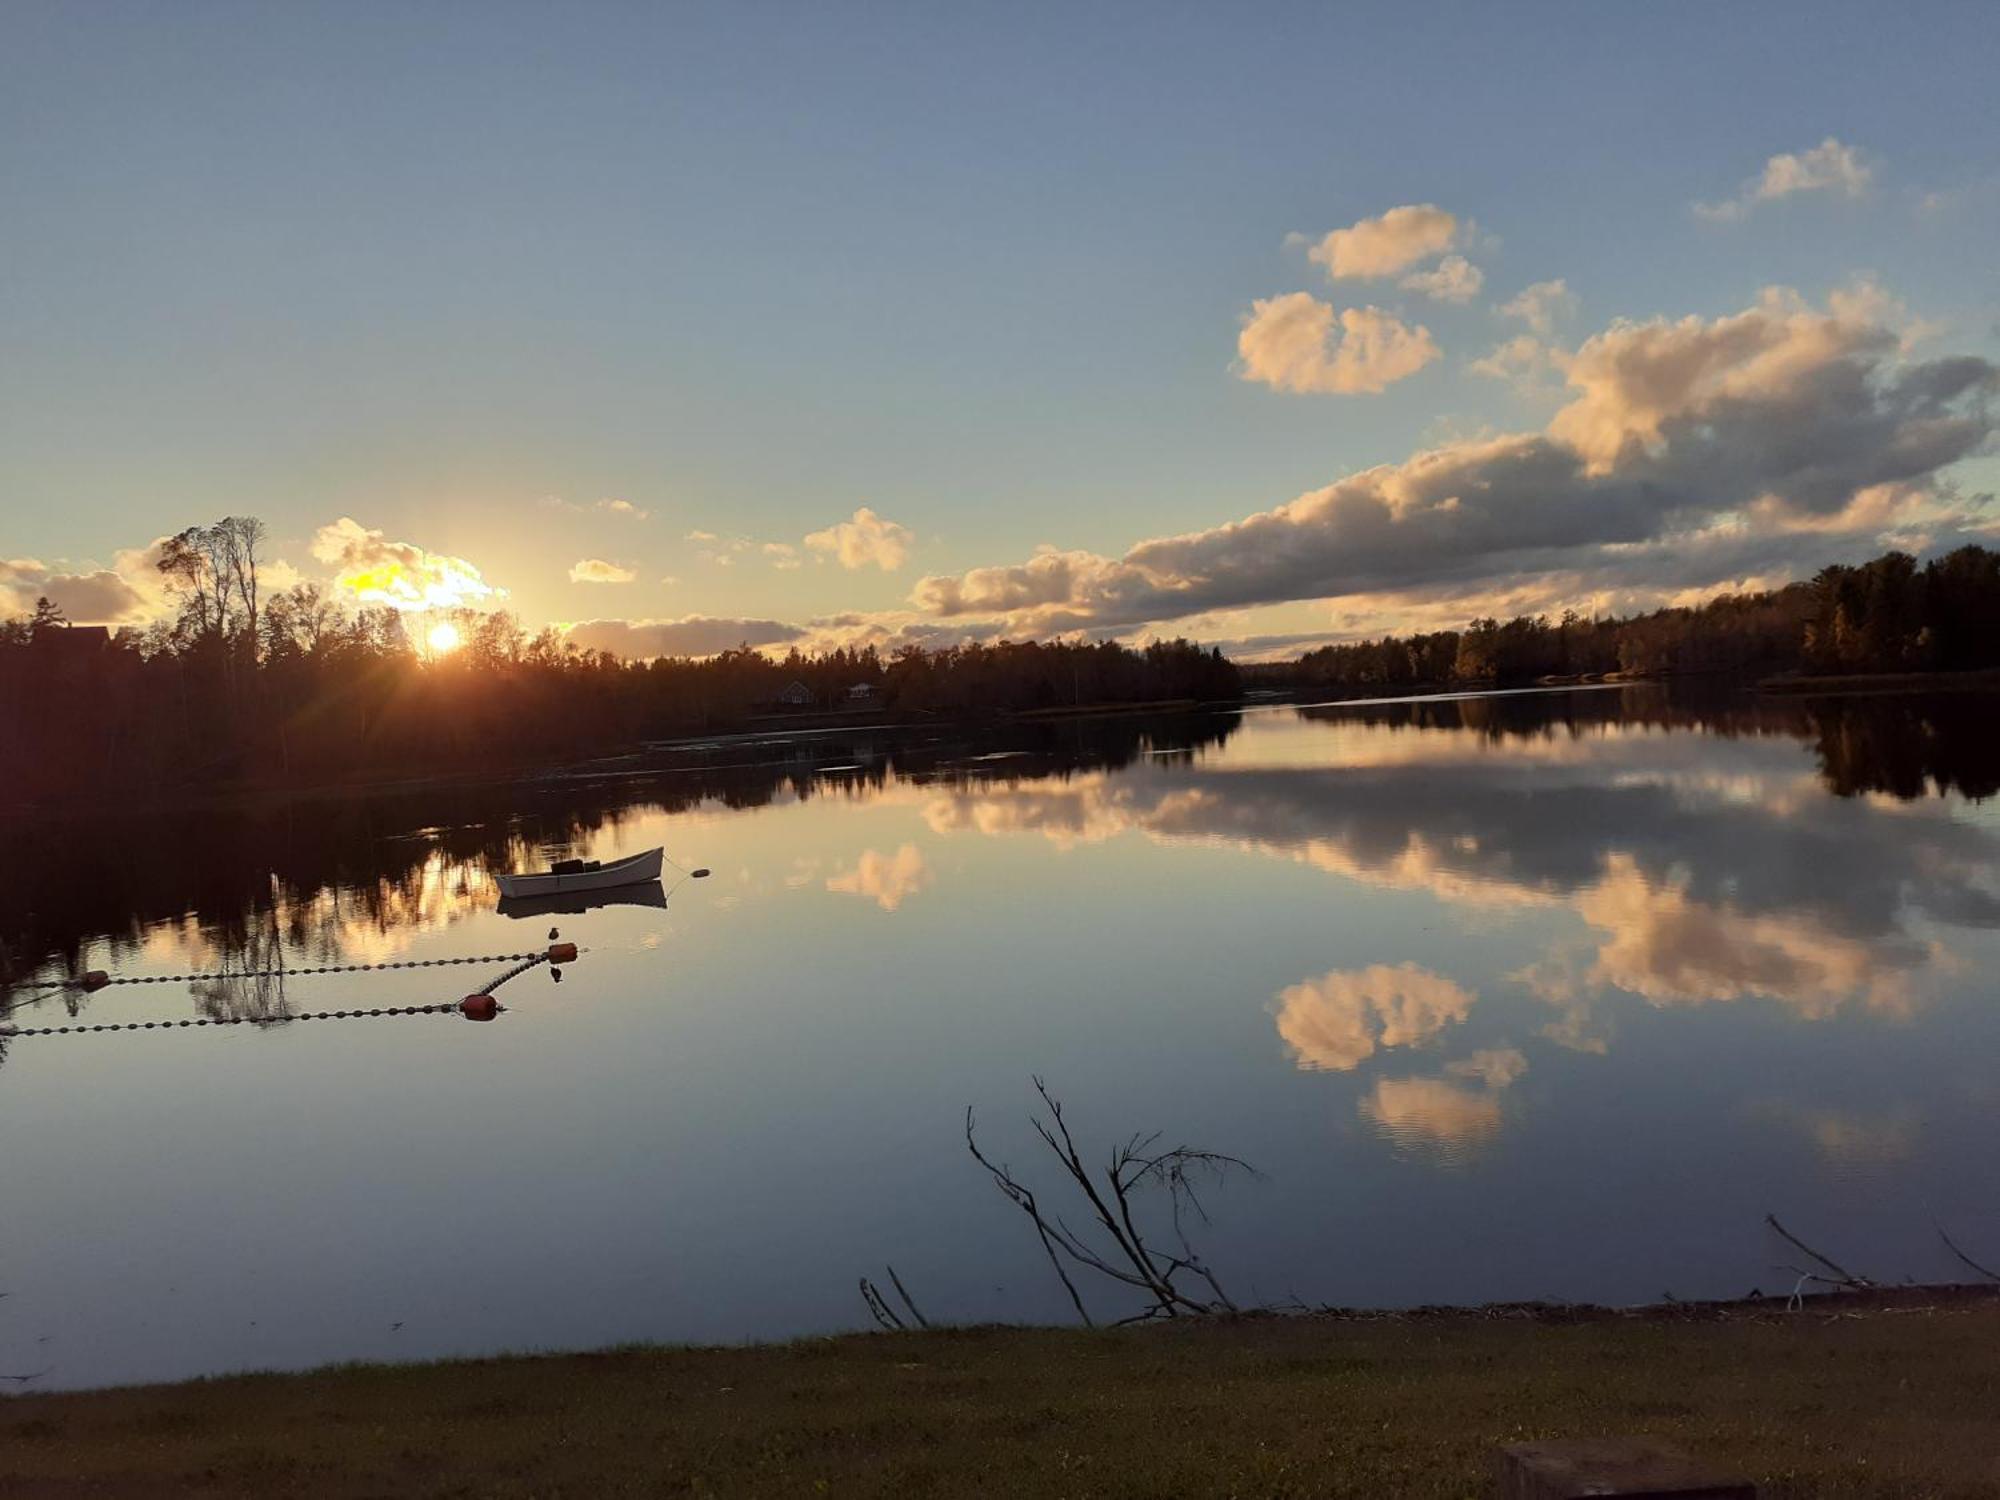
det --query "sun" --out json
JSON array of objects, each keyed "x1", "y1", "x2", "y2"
[{"x1": 426, "y1": 620, "x2": 463, "y2": 655}]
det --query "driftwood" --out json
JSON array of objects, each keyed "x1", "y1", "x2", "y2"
[{"x1": 964, "y1": 1077, "x2": 1259, "y2": 1326}]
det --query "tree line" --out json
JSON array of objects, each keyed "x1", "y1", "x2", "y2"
[
  {"x1": 0, "y1": 516, "x2": 1238, "y2": 803},
  {"x1": 1270, "y1": 545, "x2": 2000, "y2": 693}
]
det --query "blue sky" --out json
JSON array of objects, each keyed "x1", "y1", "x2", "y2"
[{"x1": 3, "y1": 1, "x2": 1996, "y2": 654}]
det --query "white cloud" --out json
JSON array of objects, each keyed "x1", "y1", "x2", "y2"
[
  {"x1": 1444, "y1": 1046, "x2": 1529, "y2": 1089},
  {"x1": 804, "y1": 507, "x2": 914, "y2": 571},
  {"x1": 0, "y1": 549, "x2": 167, "y2": 625},
  {"x1": 561, "y1": 614, "x2": 804, "y2": 659},
  {"x1": 1399, "y1": 254, "x2": 1484, "y2": 303},
  {"x1": 311, "y1": 518, "x2": 498, "y2": 612},
  {"x1": 1358, "y1": 1076, "x2": 1504, "y2": 1159},
  {"x1": 1697, "y1": 137, "x2": 1873, "y2": 221},
  {"x1": 1496, "y1": 279, "x2": 1577, "y2": 337},
  {"x1": 1273, "y1": 962, "x2": 1475, "y2": 1072},
  {"x1": 568, "y1": 558, "x2": 638, "y2": 584},
  {"x1": 915, "y1": 286, "x2": 1995, "y2": 635},
  {"x1": 826, "y1": 845, "x2": 932, "y2": 911},
  {"x1": 1467, "y1": 333, "x2": 1563, "y2": 394},
  {"x1": 763, "y1": 542, "x2": 803, "y2": 571},
  {"x1": 1307, "y1": 204, "x2": 1458, "y2": 279},
  {"x1": 598, "y1": 498, "x2": 648, "y2": 519},
  {"x1": 1236, "y1": 293, "x2": 1439, "y2": 395}
]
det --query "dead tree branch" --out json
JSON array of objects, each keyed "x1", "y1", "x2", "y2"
[
  {"x1": 967, "y1": 1078, "x2": 1260, "y2": 1325},
  {"x1": 1936, "y1": 1223, "x2": 2000, "y2": 1284},
  {"x1": 1766, "y1": 1213, "x2": 1874, "y2": 1289}
]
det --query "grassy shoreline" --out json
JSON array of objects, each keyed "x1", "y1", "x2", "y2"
[{"x1": 6, "y1": 1288, "x2": 1999, "y2": 1498}]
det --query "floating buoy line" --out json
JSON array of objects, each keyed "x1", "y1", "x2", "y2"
[{"x1": 0, "y1": 943, "x2": 583, "y2": 1039}]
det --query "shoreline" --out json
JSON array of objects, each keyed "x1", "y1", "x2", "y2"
[{"x1": 6, "y1": 1286, "x2": 1997, "y2": 1496}]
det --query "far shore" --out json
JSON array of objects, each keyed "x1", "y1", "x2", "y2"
[
  {"x1": 1756, "y1": 666, "x2": 2000, "y2": 696},
  {"x1": 5, "y1": 1286, "x2": 1997, "y2": 1497}
]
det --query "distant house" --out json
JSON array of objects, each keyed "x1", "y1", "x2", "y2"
[
  {"x1": 845, "y1": 682, "x2": 880, "y2": 705},
  {"x1": 773, "y1": 679, "x2": 815, "y2": 708}
]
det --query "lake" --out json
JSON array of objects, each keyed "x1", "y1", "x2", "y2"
[{"x1": 4, "y1": 684, "x2": 1999, "y2": 1390}]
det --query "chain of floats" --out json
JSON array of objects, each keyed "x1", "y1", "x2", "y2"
[
  {"x1": 0, "y1": 943, "x2": 580, "y2": 1039},
  {"x1": 85, "y1": 951, "x2": 551, "y2": 987},
  {"x1": 0, "y1": 1004, "x2": 466, "y2": 1038}
]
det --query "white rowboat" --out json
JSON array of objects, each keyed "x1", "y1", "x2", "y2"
[{"x1": 493, "y1": 846, "x2": 665, "y2": 900}]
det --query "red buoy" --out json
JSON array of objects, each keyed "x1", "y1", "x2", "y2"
[
  {"x1": 545, "y1": 942, "x2": 578, "y2": 965},
  {"x1": 79, "y1": 970, "x2": 111, "y2": 992},
  {"x1": 460, "y1": 993, "x2": 500, "y2": 1021}
]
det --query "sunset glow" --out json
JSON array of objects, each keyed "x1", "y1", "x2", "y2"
[{"x1": 426, "y1": 620, "x2": 462, "y2": 655}]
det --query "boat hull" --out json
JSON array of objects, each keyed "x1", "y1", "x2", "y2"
[{"x1": 493, "y1": 847, "x2": 665, "y2": 900}]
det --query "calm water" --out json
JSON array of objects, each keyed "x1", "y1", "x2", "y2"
[{"x1": 5, "y1": 685, "x2": 2000, "y2": 1390}]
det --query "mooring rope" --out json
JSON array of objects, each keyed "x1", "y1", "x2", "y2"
[
  {"x1": 0, "y1": 943, "x2": 580, "y2": 1038},
  {"x1": 0, "y1": 1003, "x2": 465, "y2": 1038},
  {"x1": 86, "y1": 951, "x2": 550, "y2": 987}
]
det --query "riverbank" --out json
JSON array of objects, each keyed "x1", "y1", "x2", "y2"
[{"x1": 6, "y1": 1289, "x2": 1998, "y2": 1498}]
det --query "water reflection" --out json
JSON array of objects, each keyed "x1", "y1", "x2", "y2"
[
  {"x1": 2, "y1": 713, "x2": 1239, "y2": 1007},
  {"x1": 4, "y1": 686, "x2": 2000, "y2": 1388}
]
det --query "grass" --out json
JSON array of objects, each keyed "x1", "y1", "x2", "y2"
[{"x1": 5, "y1": 1292, "x2": 2000, "y2": 1498}]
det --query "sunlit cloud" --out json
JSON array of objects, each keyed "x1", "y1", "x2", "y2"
[
  {"x1": 913, "y1": 285, "x2": 1996, "y2": 638},
  {"x1": 561, "y1": 614, "x2": 804, "y2": 658},
  {"x1": 1574, "y1": 853, "x2": 1922, "y2": 1019},
  {"x1": 805, "y1": 507, "x2": 914, "y2": 571},
  {"x1": 763, "y1": 542, "x2": 803, "y2": 570},
  {"x1": 1495, "y1": 279, "x2": 1577, "y2": 337},
  {"x1": 1400, "y1": 253, "x2": 1483, "y2": 303},
  {"x1": 568, "y1": 558, "x2": 638, "y2": 584},
  {"x1": 1306, "y1": 204, "x2": 1459, "y2": 279},
  {"x1": 1697, "y1": 137, "x2": 1874, "y2": 221},
  {"x1": 311, "y1": 517, "x2": 497, "y2": 612},
  {"x1": 1, "y1": 544, "x2": 174, "y2": 625},
  {"x1": 1236, "y1": 294, "x2": 1440, "y2": 396},
  {"x1": 1445, "y1": 1046, "x2": 1528, "y2": 1089},
  {"x1": 1273, "y1": 962, "x2": 1475, "y2": 1072},
  {"x1": 1358, "y1": 1075, "x2": 1505, "y2": 1162},
  {"x1": 825, "y1": 844, "x2": 932, "y2": 911}
]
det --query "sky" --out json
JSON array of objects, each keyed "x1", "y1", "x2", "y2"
[{"x1": 3, "y1": 0, "x2": 1997, "y2": 658}]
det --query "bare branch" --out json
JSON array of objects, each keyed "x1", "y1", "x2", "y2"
[
  {"x1": 885, "y1": 1265, "x2": 932, "y2": 1329},
  {"x1": 1936, "y1": 1223, "x2": 2000, "y2": 1284},
  {"x1": 1766, "y1": 1214, "x2": 1874, "y2": 1288}
]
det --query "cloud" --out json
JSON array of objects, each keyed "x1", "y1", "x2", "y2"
[
  {"x1": 1272, "y1": 962, "x2": 1476, "y2": 1072},
  {"x1": 311, "y1": 517, "x2": 497, "y2": 612},
  {"x1": 1576, "y1": 853, "x2": 1918, "y2": 1018},
  {"x1": 541, "y1": 496, "x2": 650, "y2": 519},
  {"x1": 1358, "y1": 1076, "x2": 1504, "y2": 1160},
  {"x1": 1307, "y1": 204, "x2": 1459, "y2": 279},
  {"x1": 915, "y1": 286, "x2": 1996, "y2": 635},
  {"x1": 805, "y1": 507, "x2": 914, "y2": 571},
  {"x1": 1236, "y1": 294, "x2": 1440, "y2": 396},
  {"x1": 1697, "y1": 137, "x2": 1873, "y2": 221},
  {"x1": 826, "y1": 844, "x2": 932, "y2": 911},
  {"x1": 1497, "y1": 279, "x2": 1577, "y2": 337},
  {"x1": 763, "y1": 542, "x2": 803, "y2": 570},
  {"x1": 561, "y1": 614, "x2": 805, "y2": 658},
  {"x1": 1467, "y1": 334, "x2": 1562, "y2": 393},
  {"x1": 1445, "y1": 1046, "x2": 1528, "y2": 1089},
  {"x1": 1, "y1": 550, "x2": 166, "y2": 625},
  {"x1": 1400, "y1": 254, "x2": 1484, "y2": 303},
  {"x1": 568, "y1": 558, "x2": 638, "y2": 584}
]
